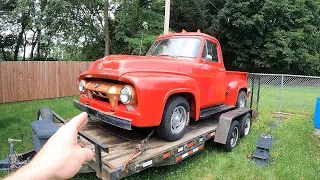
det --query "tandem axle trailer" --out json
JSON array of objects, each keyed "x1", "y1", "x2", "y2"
[
  {"x1": 66, "y1": 105, "x2": 253, "y2": 179},
  {"x1": 0, "y1": 106, "x2": 252, "y2": 180},
  {"x1": 0, "y1": 75, "x2": 261, "y2": 179}
]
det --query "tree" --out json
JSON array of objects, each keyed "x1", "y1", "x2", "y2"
[
  {"x1": 206, "y1": 0, "x2": 320, "y2": 76},
  {"x1": 113, "y1": 0, "x2": 164, "y2": 55},
  {"x1": 170, "y1": 0, "x2": 208, "y2": 32},
  {"x1": 104, "y1": 0, "x2": 110, "y2": 56}
]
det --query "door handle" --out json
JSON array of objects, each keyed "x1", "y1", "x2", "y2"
[{"x1": 219, "y1": 69, "x2": 225, "y2": 72}]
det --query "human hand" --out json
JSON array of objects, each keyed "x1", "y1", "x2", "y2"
[{"x1": 5, "y1": 112, "x2": 94, "y2": 180}]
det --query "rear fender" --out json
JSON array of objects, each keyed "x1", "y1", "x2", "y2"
[{"x1": 224, "y1": 79, "x2": 248, "y2": 106}]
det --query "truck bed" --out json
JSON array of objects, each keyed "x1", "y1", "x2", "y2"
[{"x1": 80, "y1": 116, "x2": 219, "y2": 171}]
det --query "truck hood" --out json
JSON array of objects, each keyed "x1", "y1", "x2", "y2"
[{"x1": 80, "y1": 55, "x2": 197, "y2": 80}]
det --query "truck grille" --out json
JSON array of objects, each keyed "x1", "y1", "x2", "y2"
[{"x1": 84, "y1": 81, "x2": 122, "y2": 108}]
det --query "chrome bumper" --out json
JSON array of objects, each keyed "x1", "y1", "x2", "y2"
[{"x1": 73, "y1": 100, "x2": 132, "y2": 130}]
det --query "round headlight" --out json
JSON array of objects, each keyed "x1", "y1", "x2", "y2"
[
  {"x1": 120, "y1": 86, "x2": 132, "y2": 104},
  {"x1": 79, "y1": 80, "x2": 86, "y2": 92}
]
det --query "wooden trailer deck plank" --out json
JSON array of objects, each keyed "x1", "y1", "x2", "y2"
[{"x1": 80, "y1": 117, "x2": 219, "y2": 170}]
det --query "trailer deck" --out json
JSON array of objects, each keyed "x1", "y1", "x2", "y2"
[{"x1": 79, "y1": 115, "x2": 220, "y2": 179}]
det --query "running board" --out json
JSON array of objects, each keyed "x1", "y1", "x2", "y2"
[{"x1": 200, "y1": 105, "x2": 236, "y2": 119}]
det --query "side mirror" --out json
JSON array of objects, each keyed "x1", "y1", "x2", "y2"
[
  {"x1": 201, "y1": 55, "x2": 212, "y2": 67},
  {"x1": 205, "y1": 55, "x2": 212, "y2": 61}
]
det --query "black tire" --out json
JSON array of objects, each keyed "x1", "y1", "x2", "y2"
[
  {"x1": 238, "y1": 113, "x2": 252, "y2": 137},
  {"x1": 236, "y1": 90, "x2": 247, "y2": 108},
  {"x1": 37, "y1": 107, "x2": 54, "y2": 122},
  {"x1": 223, "y1": 120, "x2": 240, "y2": 152},
  {"x1": 156, "y1": 96, "x2": 190, "y2": 141}
]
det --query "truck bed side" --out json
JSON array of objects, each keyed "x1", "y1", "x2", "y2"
[{"x1": 224, "y1": 71, "x2": 249, "y2": 106}]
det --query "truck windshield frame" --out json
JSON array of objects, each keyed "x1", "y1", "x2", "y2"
[{"x1": 146, "y1": 37, "x2": 201, "y2": 58}]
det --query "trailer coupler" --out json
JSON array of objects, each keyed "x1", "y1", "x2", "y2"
[{"x1": 0, "y1": 134, "x2": 36, "y2": 171}]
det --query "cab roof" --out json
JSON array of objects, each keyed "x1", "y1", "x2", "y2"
[{"x1": 155, "y1": 31, "x2": 218, "y2": 42}]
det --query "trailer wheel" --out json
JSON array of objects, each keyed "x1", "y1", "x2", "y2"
[
  {"x1": 236, "y1": 90, "x2": 246, "y2": 108},
  {"x1": 223, "y1": 120, "x2": 240, "y2": 152},
  {"x1": 37, "y1": 107, "x2": 54, "y2": 122},
  {"x1": 239, "y1": 113, "x2": 252, "y2": 137},
  {"x1": 156, "y1": 96, "x2": 190, "y2": 141}
]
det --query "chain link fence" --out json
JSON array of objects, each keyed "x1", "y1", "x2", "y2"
[{"x1": 248, "y1": 73, "x2": 320, "y2": 116}]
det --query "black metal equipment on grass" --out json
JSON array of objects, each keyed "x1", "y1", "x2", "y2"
[{"x1": 252, "y1": 134, "x2": 275, "y2": 166}]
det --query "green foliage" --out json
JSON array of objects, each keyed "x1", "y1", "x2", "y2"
[
  {"x1": 0, "y1": 0, "x2": 319, "y2": 75},
  {"x1": 206, "y1": 0, "x2": 320, "y2": 75},
  {"x1": 170, "y1": 0, "x2": 208, "y2": 32},
  {"x1": 113, "y1": 0, "x2": 164, "y2": 55}
]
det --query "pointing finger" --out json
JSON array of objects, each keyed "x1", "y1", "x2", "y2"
[{"x1": 66, "y1": 112, "x2": 88, "y2": 132}]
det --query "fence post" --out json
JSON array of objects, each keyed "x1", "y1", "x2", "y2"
[{"x1": 279, "y1": 74, "x2": 284, "y2": 112}]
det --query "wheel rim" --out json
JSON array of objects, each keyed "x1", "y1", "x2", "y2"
[
  {"x1": 170, "y1": 106, "x2": 187, "y2": 134},
  {"x1": 230, "y1": 126, "x2": 239, "y2": 148},
  {"x1": 244, "y1": 117, "x2": 251, "y2": 136},
  {"x1": 239, "y1": 97, "x2": 246, "y2": 108}
]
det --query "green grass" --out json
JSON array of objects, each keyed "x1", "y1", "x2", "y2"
[
  {"x1": 250, "y1": 85, "x2": 319, "y2": 116},
  {"x1": 1, "y1": 95, "x2": 320, "y2": 179}
]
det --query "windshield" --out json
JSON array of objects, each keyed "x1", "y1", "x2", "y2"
[{"x1": 147, "y1": 37, "x2": 201, "y2": 58}]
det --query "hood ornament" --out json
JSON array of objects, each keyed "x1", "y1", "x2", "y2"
[
  {"x1": 94, "y1": 83, "x2": 101, "y2": 88},
  {"x1": 97, "y1": 62, "x2": 102, "y2": 70}
]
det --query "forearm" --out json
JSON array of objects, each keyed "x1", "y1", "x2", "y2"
[{"x1": 4, "y1": 159, "x2": 55, "y2": 180}]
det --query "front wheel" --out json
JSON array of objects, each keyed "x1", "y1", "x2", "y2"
[{"x1": 156, "y1": 96, "x2": 190, "y2": 141}]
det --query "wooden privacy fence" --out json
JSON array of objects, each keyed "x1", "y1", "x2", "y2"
[{"x1": 0, "y1": 61, "x2": 93, "y2": 103}]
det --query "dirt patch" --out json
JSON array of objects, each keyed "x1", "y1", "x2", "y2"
[{"x1": 272, "y1": 113, "x2": 293, "y2": 121}]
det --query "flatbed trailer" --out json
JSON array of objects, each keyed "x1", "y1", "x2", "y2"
[
  {"x1": 0, "y1": 75, "x2": 261, "y2": 179},
  {"x1": 0, "y1": 106, "x2": 252, "y2": 180},
  {"x1": 60, "y1": 106, "x2": 252, "y2": 180}
]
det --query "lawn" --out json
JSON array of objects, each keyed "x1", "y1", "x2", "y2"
[
  {"x1": 0, "y1": 94, "x2": 320, "y2": 179},
  {"x1": 249, "y1": 84, "x2": 319, "y2": 116}
]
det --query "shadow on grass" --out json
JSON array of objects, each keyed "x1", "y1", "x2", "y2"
[{"x1": 0, "y1": 117, "x2": 24, "y2": 131}]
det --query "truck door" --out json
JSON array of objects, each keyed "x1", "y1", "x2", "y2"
[{"x1": 199, "y1": 40, "x2": 226, "y2": 107}]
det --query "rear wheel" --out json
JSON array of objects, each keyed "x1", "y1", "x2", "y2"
[
  {"x1": 223, "y1": 120, "x2": 240, "y2": 152},
  {"x1": 156, "y1": 96, "x2": 190, "y2": 141},
  {"x1": 236, "y1": 90, "x2": 247, "y2": 108},
  {"x1": 239, "y1": 113, "x2": 252, "y2": 137}
]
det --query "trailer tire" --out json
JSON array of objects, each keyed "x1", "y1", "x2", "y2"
[
  {"x1": 236, "y1": 90, "x2": 246, "y2": 108},
  {"x1": 37, "y1": 107, "x2": 54, "y2": 122},
  {"x1": 223, "y1": 120, "x2": 240, "y2": 152},
  {"x1": 238, "y1": 113, "x2": 252, "y2": 137},
  {"x1": 156, "y1": 96, "x2": 190, "y2": 142}
]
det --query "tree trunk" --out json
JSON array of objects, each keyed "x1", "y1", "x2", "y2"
[
  {"x1": 1, "y1": 48, "x2": 7, "y2": 61},
  {"x1": 30, "y1": 30, "x2": 37, "y2": 60},
  {"x1": 104, "y1": 0, "x2": 110, "y2": 56},
  {"x1": 35, "y1": 28, "x2": 41, "y2": 59},
  {"x1": 14, "y1": 23, "x2": 26, "y2": 61},
  {"x1": 23, "y1": 32, "x2": 27, "y2": 61}
]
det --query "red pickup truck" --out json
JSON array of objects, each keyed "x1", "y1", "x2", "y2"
[{"x1": 74, "y1": 31, "x2": 248, "y2": 141}]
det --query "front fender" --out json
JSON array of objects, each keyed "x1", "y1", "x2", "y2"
[{"x1": 120, "y1": 72, "x2": 200, "y2": 127}]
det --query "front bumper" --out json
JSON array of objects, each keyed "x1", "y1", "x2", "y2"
[{"x1": 74, "y1": 100, "x2": 132, "y2": 130}]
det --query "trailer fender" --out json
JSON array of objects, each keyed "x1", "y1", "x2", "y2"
[{"x1": 214, "y1": 107, "x2": 252, "y2": 144}]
